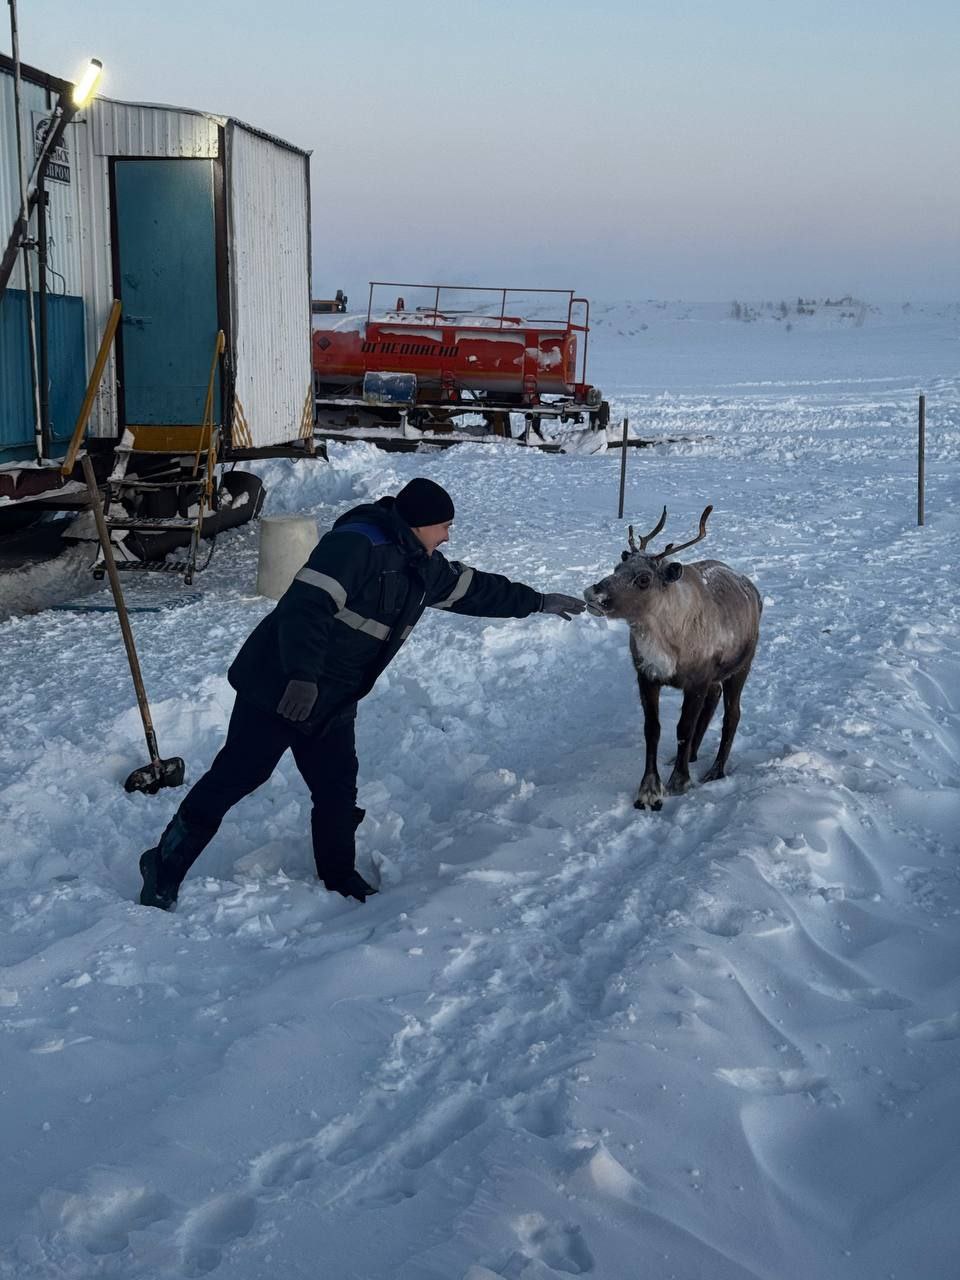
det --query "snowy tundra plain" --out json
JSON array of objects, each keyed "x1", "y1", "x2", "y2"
[{"x1": 1, "y1": 300, "x2": 959, "y2": 1279}]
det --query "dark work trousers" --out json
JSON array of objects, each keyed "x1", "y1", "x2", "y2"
[{"x1": 171, "y1": 695, "x2": 360, "y2": 883}]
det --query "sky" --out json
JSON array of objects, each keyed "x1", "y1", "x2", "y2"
[{"x1": 7, "y1": 0, "x2": 960, "y2": 303}]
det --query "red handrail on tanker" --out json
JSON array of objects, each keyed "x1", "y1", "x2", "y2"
[
  {"x1": 572, "y1": 297, "x2": 590, "y2": 387},
  {"x1": 364, "y1": 282, "x2": 582, "y2": 334}
]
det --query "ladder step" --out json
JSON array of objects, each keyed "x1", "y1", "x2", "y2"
[
  {"x1": 112, "y1": 559, "x2": 195, "y2": 574},
  {"x1": 106, "y1": 516, "x2": 199, "y2": 531},
  {"x1": 113, "y1": 478, "x2": 205, "y2": 491},
  {"x1": 114, "y1": 446, "x2": 212, "y2": 458}
]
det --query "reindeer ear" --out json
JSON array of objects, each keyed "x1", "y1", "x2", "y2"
[
  {"x1": 664, "y1": 561, "x2": 683, "y2": 582},
  {"x1": 620, "y1": 550, "x2": 630, "y2": 562}
]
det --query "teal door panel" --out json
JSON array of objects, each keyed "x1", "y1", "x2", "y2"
[
  {"x1": 0, "y1": 289, "x2": 86, "y2": 461},
  {"x1": 113, "y1": 159, "x2": 219, "y2": 426}
]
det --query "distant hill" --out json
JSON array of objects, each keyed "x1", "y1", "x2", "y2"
[{"x1": 586, "y1": 298, "x2": 960, "y2": 335}]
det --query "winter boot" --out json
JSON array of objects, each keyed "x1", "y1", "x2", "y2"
[
  {"x1": 138, "y1": 812, "x2": 211, "y2": 910},
  {"x1": 312, "y1": 804, "x2": 370, "y2": 897},
  {"x1": 139, "y1": 847, "x2": 181, "y2": 911},
  {"x1": 323, "y1": 807, "x2": 376, "y2": 901},
  {"x1": 323, "y1": 868, "x2": 378, "y2": 903}
]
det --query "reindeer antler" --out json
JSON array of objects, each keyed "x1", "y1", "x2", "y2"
[
  {"x1": 653, "y1": 505, "x2": 713, "y2": 560},
  {"x1": 627, "y1": 506, "x2": 667, "y2": 553}
]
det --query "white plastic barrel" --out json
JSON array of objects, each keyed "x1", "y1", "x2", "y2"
[{"x1": 256, "y1": 514, "x2": 318, "y2": 599}]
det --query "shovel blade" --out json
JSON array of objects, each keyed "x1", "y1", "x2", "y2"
[{"x1": 124, "y1": 757, "x2": 186, "y2": 795}]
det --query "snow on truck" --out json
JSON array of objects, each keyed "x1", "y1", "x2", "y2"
[{"x1": 312, "y1": 282, "x2": 609, "y2": 443}]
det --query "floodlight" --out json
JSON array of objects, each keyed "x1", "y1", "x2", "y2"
[{"x1": 72, "y1": 59, "x2": 102, "y2": 109}]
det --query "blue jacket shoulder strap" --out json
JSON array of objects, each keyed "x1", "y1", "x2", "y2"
[{"x1": 331, "y1": 520, "x2": 391, "y2": 546}]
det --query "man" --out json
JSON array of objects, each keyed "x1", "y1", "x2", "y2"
[{"x1": 139, "y1": 478, "x2": 585, "y2": 910}]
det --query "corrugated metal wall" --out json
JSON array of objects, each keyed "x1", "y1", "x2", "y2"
[
  {"x1": 1, "y1": 290, "x2": 86, "y2": 457},
  {"x1": 0, "y1": 68, "x2": 83, "y2": 294},
  {"x1": 1, "y1": 66, "x2": 42, "y2": 294},
  {"x1": 226, "y1": 122, "x2": 312, "y2": 448},
  {"x1": 91, "y1": 100, "x2": 220, "y2": 160},
  {"x1": 1, "y1": 65, "x2": 85, "y2": 458}
]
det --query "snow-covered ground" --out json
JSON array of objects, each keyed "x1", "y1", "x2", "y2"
[{"x1": 2, "y1": 300, "x2": 959, "y2": 1279}]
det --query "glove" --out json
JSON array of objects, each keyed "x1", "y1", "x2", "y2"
[
  {"x1": 277, "y1": 678, "x2": 318, "y2": 722},
  {"x1": 540, "y1": 592, "x2": 587, "y2": 620}
]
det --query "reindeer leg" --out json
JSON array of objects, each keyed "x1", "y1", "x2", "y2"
[
  {"x1": 690, "y1": 681, "x2": 721, "y2": 763},
  {"x1": 634, "y1": 677, "x2": 663, "y2": 811},
  {"x1": 703, "y1": 665, "x2": 749, "y2": 782},
  {"x1": 666, "y1": 685, "x2": 707, "y2": 794}
]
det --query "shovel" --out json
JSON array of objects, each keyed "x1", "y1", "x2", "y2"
[{"x1": 80, "y1": 454, "x2": 185, "y2": 795}]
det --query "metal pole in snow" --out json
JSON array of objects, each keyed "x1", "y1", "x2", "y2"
[
  {"x1": 7, "y1": 0, "x2": 43, "y2": 459},
  {"x1": 617, "y1": 417, "x2": 629, "y2": 519},
  {"x1": 918, "y1": 394, "x2": 925, "y2": 527}
]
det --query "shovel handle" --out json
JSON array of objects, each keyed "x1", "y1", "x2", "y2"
[{"x1": 80, "y1": 454, "x2": 160, "y2": 765}]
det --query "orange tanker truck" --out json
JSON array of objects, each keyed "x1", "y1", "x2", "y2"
[{"x1": 312, "y1": 282, "x2": 608, "y2": 442}]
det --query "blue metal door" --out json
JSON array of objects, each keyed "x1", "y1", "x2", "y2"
[{"x1": 113, "y1": 159, "x2": 220, "y2": 426}]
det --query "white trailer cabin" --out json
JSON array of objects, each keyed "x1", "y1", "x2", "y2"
[
  {"x1": 1, "y1": 57, "x2": 313, "y2": 487},
  {"x1": 77, "y1": 97, "x2": 314, "y2": 455}
]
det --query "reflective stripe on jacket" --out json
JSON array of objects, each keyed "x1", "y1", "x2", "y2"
[{"x1": 227, "y1": 497, "x2": 542, "y2": 731}]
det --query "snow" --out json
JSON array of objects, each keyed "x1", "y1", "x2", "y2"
[
  {"x1": 2, "y1": 299, "x2": 959, "y2": 1279},
  {"x1": 313, "y1": 313, "x2": 533, "y2": 335}
]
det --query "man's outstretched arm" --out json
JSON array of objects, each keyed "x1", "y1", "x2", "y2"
[{"x1": 426, "y1": 555, "x2": 585, "y2": 620}]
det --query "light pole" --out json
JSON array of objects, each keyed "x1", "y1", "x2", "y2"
[
  {"x1": 35, "y1": 61, "x2": 103, "y2": 456},
  {"x1": 0, "y1": 30, "x2": 102, "y2": 457},
  {"x1": 1, "y1": 55, "x2": 103, "y2": 301}
]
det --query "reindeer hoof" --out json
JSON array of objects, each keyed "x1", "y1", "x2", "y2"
[
  {"x1": 634, "y1": 797, "x2": 663, "y2": 811},
  {"x1": 702, "y1": 763, "x2": 725, "y2": 783},
  {"x1": 665, "y1": 773, "x2": 691, "y2": 796},
  {"x1": 634, "y1": 782, "x2": 663, "y2": 811}
]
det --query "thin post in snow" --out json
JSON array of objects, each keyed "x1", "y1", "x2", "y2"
[
  {"x1": 8, "y1": 0, "x2": 43, "y2": 459},
  {"x1": 918, "y1": 394, "x2": 925, "y2": 527},
  {"x1": 617, "y1": 417, "x2": 629, "y2": 519}
]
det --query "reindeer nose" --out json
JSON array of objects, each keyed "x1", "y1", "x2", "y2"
[{"x1": 585, "y1": 585, "x2": 609, "y2": 614}]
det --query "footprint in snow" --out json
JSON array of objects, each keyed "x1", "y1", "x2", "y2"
[
  {"x1": 250, "y1": 1139, "x2": 317, "y2": 1190},
  {"x1": 54, "y1": 1184, "x2": 172, "y2": 1256},
  {"x1": 509, "y1": 1084, "x2": 568, "y2": 1139},
  {"x1": 179, "y1": 1193, "x2": 256, "y2": 1276},
  {"x1": 399, "y1": 1096, "x2": 488, "y2": 1170},
  {"x1": 355, "y1": 1178, "x2": 418, "y2": 1209},
  {"x1": 810, "y1": 983, "x2": 911, "y2": 1011},
  {"x1": 511, "y1": 1212, "x2": 595, "y2": 1275},
  {"x1": 567, "y1": 1143, "x2": 646, "y2": 1204},
  {"x1": 715, "y1": 1066, "x2": 828, "y2": 1095},
  {"x1": 906, "y1": 1012, "x2": 960, "y2": 1042},
  {"x1": 691, "y1": 901, "x2": 746, "y2": 937}
]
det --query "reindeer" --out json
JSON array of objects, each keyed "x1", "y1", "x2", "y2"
[{"x1": 584, "y1": 506, "x2": 761, "y2": 810}]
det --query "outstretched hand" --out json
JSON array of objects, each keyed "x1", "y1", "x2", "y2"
[
  {"x1": 540, "y1": 592, "x2": 587, "y2": 621},
  {"x1": 277, "y1": 678, "x2": 318, "y2": 722}
]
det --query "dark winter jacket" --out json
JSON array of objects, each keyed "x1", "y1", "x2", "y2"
[{"x1": 228, "y1": 497, "x2": 543, "y2": 731}]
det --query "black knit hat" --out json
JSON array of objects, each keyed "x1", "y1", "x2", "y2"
[{"x1": 395, "y1": 478, "x2": 455, "y2": 527}]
